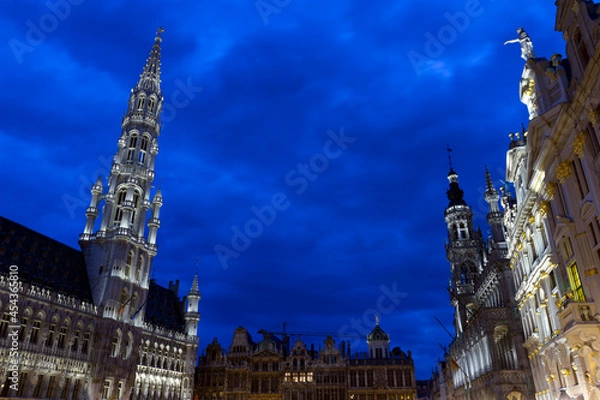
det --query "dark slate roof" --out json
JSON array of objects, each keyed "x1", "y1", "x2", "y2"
[
  {"x1": 0, "y1": 216, "x2": 94, "y2": 302},
  {"x1": 145, "y1": 279, "x2": 186, "y2": 333},
  {"x1": 367, "y1": 324, "x2": 390, "y2": 341}
]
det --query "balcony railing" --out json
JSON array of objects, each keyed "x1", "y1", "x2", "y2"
[{"x1": 559, "y1": 302, "x2": 597, "y2": 331}]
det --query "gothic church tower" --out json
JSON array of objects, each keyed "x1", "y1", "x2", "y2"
[
  {"x1": 444, "y1": 167, "x2": 486, "y2": 335},
  {"x1": 79, "y1": 29, "x2": 165, "y2": 323}
]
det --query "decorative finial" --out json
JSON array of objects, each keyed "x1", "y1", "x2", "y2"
[
  {"x1": 446, "y1": 145, "x2": 453, "y2": 170},
  {"x1": 195, "y1": 257, "x2": 200, "y2": 276},
  {"x1": 521, "y1": 123, "x2": 527, "y2": 137},
  {"x1": 155, "y1": 27, "x2": 165, "y2": 42},
  {"x1": 375, "y1": 315, "x2": 379, "y2": 325}
]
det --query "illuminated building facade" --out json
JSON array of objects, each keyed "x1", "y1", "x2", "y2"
[
  {"x1": 443, "y1": 166, "x2": 533, "y2": 400},
  {"x1": 505, "y1": 1, "x2": 600, "y2": 399},
  {"x1": 0, "y1": 31, "x2": 199, "y2": 399},
  {"x1": 195, "y1": 324, "x2": 417, "y2": 400}
]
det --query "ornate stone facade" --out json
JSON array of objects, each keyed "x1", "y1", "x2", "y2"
[
  {"x1": 0, "y1": 31, "x2": 199, "y2": 399},
  {"x1": 505, "y1": 1, "x2": 600, "y2": 399},
  {"x1": 196, "y1": 324, "x2": 417, "y2": 400}
]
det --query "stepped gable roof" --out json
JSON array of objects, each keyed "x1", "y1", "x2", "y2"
[
  {"x1": 0, "y1": 216, "x2": 93, "y2": 302},
  {"x1": 145, "y1": 279, "x2": 186, "y2": 333}
]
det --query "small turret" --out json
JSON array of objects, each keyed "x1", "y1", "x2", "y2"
[
  {"x1": 184, "y1": 274, "x2": 201, "y2": 336},
  {"x1": 84, "y1": 176, "x2": 103, "y2": 235},
  {"x1": 148, "y1": 189, "x2": 163, "y2": 245}
]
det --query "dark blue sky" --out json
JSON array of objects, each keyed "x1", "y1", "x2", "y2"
[{"x1": 1, "y1": 0, "x2": 565, "y2": 379}]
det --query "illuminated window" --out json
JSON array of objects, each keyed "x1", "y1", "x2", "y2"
[
  {"x1": 567, "y1": 263, "x2": 586, "y2": 302},
  {"x1": 102, "y1": 380, "x2": 111, "y2": 400}
]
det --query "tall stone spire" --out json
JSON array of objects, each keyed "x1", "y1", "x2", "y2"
[
  {"x1": 136, "y1": 27, "x2": 163, "y2": 96},
  {"x1": 484, "y1": 167, "x2": 506, "y2": 247},
  {"x1": 79, "y1": 30, "x2": 166, "y2": 322}
]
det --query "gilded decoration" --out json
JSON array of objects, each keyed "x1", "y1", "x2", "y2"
[
  {"x1": 545, "y1": 182, "x2": 557, "y2": 199},
  {"x1": 556, "y1": 161, "x2": 571, "y2": 183},
  {"x1": 539, "y1": 201, "x2": 550, "y2": 216},
  {"x1": 589, "y1": 109, "x2": 598, "y2": 125},
  {"x1": 573, "y1": 133, "x2": 585, "y2": 158}
]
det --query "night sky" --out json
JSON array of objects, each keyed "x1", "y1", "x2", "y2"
[{"x1": 1, "y1": 0, "x2": 565, "y2": 379}]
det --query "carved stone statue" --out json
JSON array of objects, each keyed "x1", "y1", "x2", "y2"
[{"x1": 504, "y1": 27, "x2": 535, "y2": 61}]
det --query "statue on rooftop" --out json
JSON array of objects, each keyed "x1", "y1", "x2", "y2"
[{"x1": 504, "y1": 27, "x2": 535, "y2": 61}]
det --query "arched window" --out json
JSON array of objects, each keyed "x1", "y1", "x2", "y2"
[
  {"x1": 139, "y1": 136, "x2": 149, "y2": 165},
  {"x1": 136, "y1": 96, "x2": 145, "y2": 111},
  {"x1": 82, "y1": 331, "x2": 91, "y2": 355},
  {"x1": 137, "y1": 255, "x2": 144, "y2": 281},
  {"x1": 127, "y1": 134, "x2": 138, "y2": 162},
  {"x1": 119, "y1": 288, "x2": 129, "y2": 316},
  {"x1": 111, "y1": 330, "x2": 122, "y2": 358},
  {"x1": 46, "y1": 316, "x2": 59, "y2": 348},
  {"x1": 460, "y1": 261, "x2": 477, "y2": 285},
  {"x1": 130, "y1": 292, "x2": 139, "y2": 319},
  {"x1": 458, "y1": 222, "x2": 469, "y2": 239},
  {"x1": 114, "y1": 190, "x2": 127, "y2": 223},
  {"x1": 130, "y1": 192, "x2": 140, "y2": 224},
  {"x1": 29, "y1": 319, "x2": 41, "y2": 345},
  {"x1": 148, "y1": 97, "x2": 156, "y2": 112},
  {"x1": 125, "y1": 251, "x2": 133, "y2": 278},
  {"x1": 124, "y1": 332, "x2": 133, "y2": 360}
]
